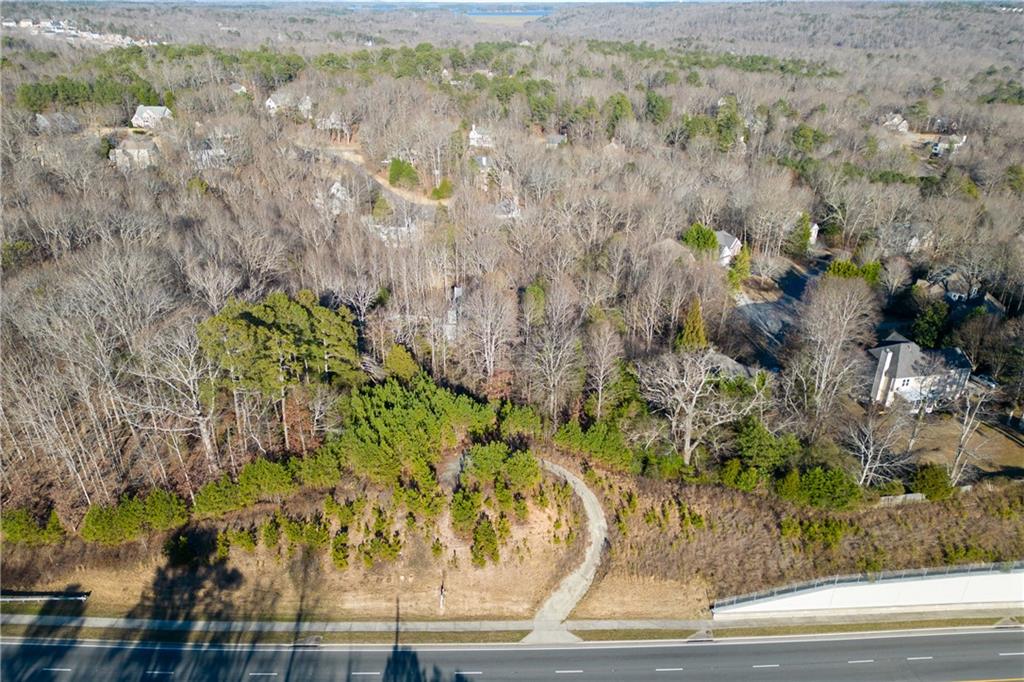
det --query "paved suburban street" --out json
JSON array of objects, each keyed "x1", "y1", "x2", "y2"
[{"x1": 3, "y1": 629, "x2": 1022, "y2": 681}]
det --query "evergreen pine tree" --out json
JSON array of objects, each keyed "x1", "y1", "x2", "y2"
[{"x1": 676, "y1": 299, "x2": 708, "y2": 351}]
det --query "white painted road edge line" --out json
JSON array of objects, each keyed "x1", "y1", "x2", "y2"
[
  {"x1": 555, "y1": 670, "x2": 584, "y2": 674},
  {"x1": 655, "y1": 667, "x2": 684, "y2": 671},
  {"x1": 998, "y1": 652, "x2": 1024, "y2": 656},
  {"x1": 752, "y1": 664, "x2": 780, "y2": 668},
  {"x1": 907, "y1": 656, "x2": 933, "y2": 661},
  {"x1": 42, "y1": 668, "x2": 72, "y2": 672},
  {"x1": 350, "y1": 674, "x2": 380, "y2": 677},
  {"x1": 248, "y1": 674, "x2": 278, "y2": 677},
  {"x1": 4, "y1": 628, "x2": 1016, "y2": 654},
  {"x1": 847, "y1": 659, "x2": 874, "y2": 664}
]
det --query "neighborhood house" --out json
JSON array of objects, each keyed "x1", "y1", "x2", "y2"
[
  {"x1": 131, "y1": 105, "x2": 172, "y2": 129},
  {"x1": 110, "y1": 137, "x2": 158, "y2": 172},
  {"x1": 469, "y1": 124, "x2": 494, "y2": 149},
  {"x1": 868, "y1": 332, "x2": 972, "y2": 409},
  {"x1": 715, "y1": 230, "x2": 743, "y2": 267}
]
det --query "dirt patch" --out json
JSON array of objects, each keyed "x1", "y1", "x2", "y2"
[{"x1": 571, "y1": 574, "x2": 710, "y2": 620}]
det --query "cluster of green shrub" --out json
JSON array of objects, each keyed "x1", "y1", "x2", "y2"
[
  {"x1": 216, "y1": 527, "x2": 257, "y2": 560},
  {"x1": 15, "y1": 75, "x2": 161, "y2": 113},
  {"x1": 80, "y1": 489, "x2": 188, "y2": 545},
  {"x1": 357, "y1": 506, "x2": 402, "y2": 568},
  {"x1": 585, "y1": 40, "x2": 840, "y2": 78},
  {"x1": 555, "y1": 420, "x2": 635, "y2": 473},
  {"x1": 198, "y1": 290, "x2": 363, "y2": 403},
  {"x1": 331, "y1": 372, "x2": 493, "y2": 505},
  {"x1": 780, "y1": 516, "x2": 855, "y2": 549},
  {"x1": 0, "y1": 509, "x2": 65, "y2": 546},
  {"x1": 388, "y1": 158, "x2": 419, "y2": 189},
  {"x1": 775, "y1": 467, "x2": 861, "y2": 510},
  {"x1": 790, "y1": 123, "x2": 829, "y2": 154},
  {"x1": 977, "y1": 79, "x2": 1024, "y2": 105},
  {"x1": 666, "y1": 97, "x2": 744, "y2": 152},
  {"x1": 193, "y1": 458, "x2": 296, "y2": 518},
  {"x1": 470, "y1": 513, "x2": 500, "y2": 567},
  {"x1": 718, "y1": 418, "x2": 860, "y2": 510},
  {"x1": 826, "y1": 259, "x2": 882, "y2": 286}
]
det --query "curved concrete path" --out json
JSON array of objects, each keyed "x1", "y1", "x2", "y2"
[{"x1": 522, "y1": 460, "x2": 608, "y2": 643}]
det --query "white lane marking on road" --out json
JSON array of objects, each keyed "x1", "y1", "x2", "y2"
[
  {"x1": 906, "y1": 656, "x2": 933, "y2": 661},
  {"x1": 655, "y1": 667, "x2": 684, "y2": 671},
  {"x1": 555, "y1": 670, "x2": 584, "y2": 674},
  {"x1": 248, "y1": 674, "x2": 278, "y2": 677},
  {"x1": 351, "y1": 673, "x2": 380, "y2": 677},
  {"x1": 145, "y1": 672, "x2": 174, "y2": 676},
  {"x1": 752, "y1": 664, "x2": 780, "y2": 668},
  {"x1": 847, "y1": 659, "x2": 874, "y2": 664},
  {"x1": 42, "y1": 668, "x2": 72, "y2": 672},
  {"x1": 455, "y1": 672, "x2": 483, "y2": 676},
  {"x1": 4, "y1": 627, "x2": 1012, "y2": 655},
  {"x1": 999, "y1": 652, "x2": 1024, "y2": 656}
]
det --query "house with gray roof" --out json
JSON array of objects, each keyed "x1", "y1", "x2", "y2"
[
  {"x1": 131, "y1": 105, "x2": 172, "y2": 129},
  {"x1": 715, "y1": 230, "x2": 743, "y2": 267},
  {"x1": 868, "y1": 332, "x2": 971, "y2": 409}
]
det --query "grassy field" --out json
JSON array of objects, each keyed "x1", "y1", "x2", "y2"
[
  {"x1": 572, "y1": 629, "x2": 697, "y2": 641},
  {"x1": 712, "y1": 617, "x2": 1015, "y2": 638}
]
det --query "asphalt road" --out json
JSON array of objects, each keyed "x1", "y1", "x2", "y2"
[{"x1": 2, "y1": 630, "x2": 1022, "y2": 681}]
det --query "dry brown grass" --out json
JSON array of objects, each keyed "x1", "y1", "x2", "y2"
[
  {"x1": 574, "y1": 468, "x2": 1023, "y2": 619},
  {"x1": 1, "y1": 474, "x2": 585, "y2": 623}
]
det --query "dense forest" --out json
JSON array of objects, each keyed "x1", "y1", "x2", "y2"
[{"x1": 0, "y1": 1, "x2": 1021, "y2": 614}]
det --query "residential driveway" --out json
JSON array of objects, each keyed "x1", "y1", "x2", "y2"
[{"x1": 522, "y1": 459, "x2": 608, "y2": 643}]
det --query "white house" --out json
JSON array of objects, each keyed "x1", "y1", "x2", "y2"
[
  {"x1": 314, "y1": 181, "x2": 354, "y2": 218},
  {"x1": 715, "y1": 230, "x2": 743, "y2": 267},
  {"x1": 109, "y1": 137, "x2": 158, "y2": 172},
  {"x1": 545, "y1": 133, "x2": 567, "y2": 149},
  {"x1": 868, "y1": 332, "x2": 972, "y2": 409},
  {"x1": 931, "y1": 134, "x2": 966, "y2": 158},
  {"x1": 469, "y1": 124, "x2": 494, "y2": 149},
  {"x1": 131, "y1": 105, "x2": 172, "y2": 129},
  {"x1": 265, "y1": 92, "x2": 313, "y2": 119}
]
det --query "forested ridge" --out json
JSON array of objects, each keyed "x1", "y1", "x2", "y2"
[{"x1": 1, "y1": 1, "x2": 1022, "y2": 610}]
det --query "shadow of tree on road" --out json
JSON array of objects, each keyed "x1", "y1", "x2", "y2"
[{"x1": 0, "y1": 584, "x2": 87, "y2": 681}]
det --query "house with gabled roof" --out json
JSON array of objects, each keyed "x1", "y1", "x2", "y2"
[
  {"x1": 131, "y1": 105, "x2": 172, "y2": 129},
  {"x1": 715, "y1": 230, "x2": 743, "y2": 267},
  {"x1": 868, "y1": 332, "x2": 972, "y2": 410}
]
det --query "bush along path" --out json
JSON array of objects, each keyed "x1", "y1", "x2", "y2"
[{"x1": 522, "y1": 460, "x2": 609, "y2": 644}]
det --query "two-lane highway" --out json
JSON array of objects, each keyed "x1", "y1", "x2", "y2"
[{"x1": 2, "y1": 629, "x2": 1022, "y2": 681}]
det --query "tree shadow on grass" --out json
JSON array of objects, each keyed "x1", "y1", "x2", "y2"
[{"x1": 90, "y1": 525, "x2": 274, "y2": 680}]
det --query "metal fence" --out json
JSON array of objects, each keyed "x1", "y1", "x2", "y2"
[
  {"x1": 0, "y1": 592, "x2": 89, "y2": 603},
  {"x1": 713, "y1": 561, "x2": 1023, "y2": 610}
]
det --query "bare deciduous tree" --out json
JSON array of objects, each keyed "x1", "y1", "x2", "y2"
[{"x1": 639, "y1": 350, "x2": 767, "y2": 466}]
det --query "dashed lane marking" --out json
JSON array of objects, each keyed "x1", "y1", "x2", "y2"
[
  {"x1": 752, "y1": 664, "x2": 780, "y2": 668},
  {"x1": 848, "y1": 659, "x2": 874, "y2": 664},
  {"x1": 907, "y1": 656, "x2": 934, "y2": 661},
  {"x1": 656, "y1": 667, "x2": 684, "y2": 672},
  {"x1": 42, "y1": 669, "x2": 71, "y2": 673}
]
